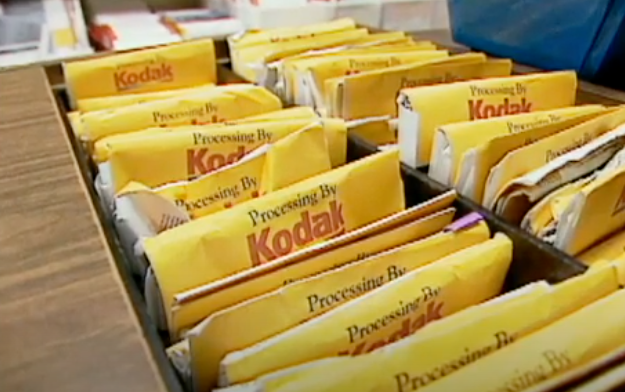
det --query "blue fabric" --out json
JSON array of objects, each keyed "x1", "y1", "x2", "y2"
[{"x1": 448, "y1": 0, "x2": 624, "y2": 81}]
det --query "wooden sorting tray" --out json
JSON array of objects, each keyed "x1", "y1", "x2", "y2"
[{"x1": 39, "y1": 34, "x2": 625, "y2": 392}]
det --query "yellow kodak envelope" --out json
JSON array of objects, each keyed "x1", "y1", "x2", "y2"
[
  {"x1": 348, "y1": 116, "x2": 398, "y2": 145},
  {"x1": 170, "y1": 192, "x2": 457, "y2": 339},
  {"x1": 100, "y1": 118, "x2": 346, "y2": 195},
  {"x1": 228, "y1": 18, "x2": 357, "y2": 50},
  {"x1": 217, "y1": 233, "x2": 512, "y2": 386},
  {"x1": 522, "y1": 343, "x2": 625, "y2": 392},
  {"x1": 283, "y1": 43, "x2": 439, "y2": 105},
  {"x1": 551, "y1": 158, "x2": 625, "y2": 255},
  {"x1": 116, "y1": 125, "x2": 331, "y2": 232},
  {"x1": 261, "y1": 265, "x2": 619, "y2": 392},
  {"x1": 258, "y1": 33, "x2": 426, "y2": 96},
  {"x1": 237, "y1": 106, "x2": 318, "y2": 122},
  {"x1": 329, "y1": 53, "x2": 512, "y2": 120},
  {"x1": 483, "y1": 107, "x2": 625, "y2": 210},
  {"x1": 76, "y1": 83, "x2": 215, "y2": 112},
  {"x1": 580, "y1": 230, "x2": 625, "y2": 266},
  {"x1": 271, "y1": 32, "x2": 420, "y2": 101},
  {"x1": 595, "y1": 255, "x2": 625, "y2": 286},
  {"x1": 182, "y1": 208, "x2": 484, "y2": 391},
  {"x1": 517, "y1": 260, "x2": 625, "y2": 392},
  {"x1": 64, "y1": 39, "x2": 217, "y2": 108},
  {"x1": 67, "y1": 111, "x2": 84, "y2": 137},
  {"x1": 428, "y1": 105, "x2": 605, "y2": 187},
  {"x1": 303, "y1": 51, "x2": 449, "y2": 112},
  {"x1": 521, "y1": 178, "x2": 590, "y2": 241},
  {"x1": 93, "y1": 106, "x2": 320, "y2": 163},
  {"x1": 411, "y1": 287, "x2": 625, "y2": 392},
  {"x1": 398, "y1": 71, "x2": 577, "y2": 168},
  {"x1": 145, "y1": 149, "x2": 405, "y2": 331},
  {"x1": 185, "y1": 215, "x2": 488, "y2": 391},
  {"x1": 81, "y1": 84, "x2": 282, "y2": 142},
  {"x1": 521, "y1": 137, "x2": 625, "y2": 242},
  {"x1": 232, "y1": 29, "x2": 369, "y2": 82},
  {"x1": 493, "y1": 134, "x2": 625, "y2": 226},
  {"x1": 455, "y1": 108, "x2": 611, "y2": 203}
]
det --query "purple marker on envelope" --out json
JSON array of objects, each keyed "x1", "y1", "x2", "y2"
[{"x1": 444, "y1": 212, "x2": 484, "y2": 232}]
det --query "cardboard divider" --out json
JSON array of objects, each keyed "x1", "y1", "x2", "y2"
[
  {"x1": 48, "y1": 61, "x2": 592, "y2": 392},
  {"x1": 347, "y1": 133, "x2": 588, "y2": 291}
]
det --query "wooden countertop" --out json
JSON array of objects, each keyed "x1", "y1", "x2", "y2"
[{"x1": 0, "y1": 66, "x2": 167, "y2": 392}]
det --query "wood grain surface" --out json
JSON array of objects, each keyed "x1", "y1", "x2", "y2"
[{"x1": 0, "y1": 66, "x2": 167, "y2": 392}]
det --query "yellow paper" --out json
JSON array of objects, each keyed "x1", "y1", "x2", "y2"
[
  {"x1": 184, "y1": 207, "x2": 476, "y2": 391},
  {"x1": 455, "y1": 108, "x2": 610, "y2": 203},
  {"x1": 228, "y1": 19, "x2": 357, "y2": 49},
  {"x1": 330, "y1": 53, "x2": 513, "y2": 120},
  {"x1": 580, "y1": 230, "x2": 625, "y2": 265},
  {"x1": 93, "y1": 107, "x2": 320, "y2": 163},
  {"x1": 283, "y1": 43, "x2": 438, "y2": 105},
  {"x1": 171, "y1": 192, "x2": 457, "y2": 339},
  {"x1": 101, "y1": 118, "x2": 347, "y2": 194},
  {"x1": 76, "y1": 83, "x2": 215, "y2": 112},
  {"x1": 237, "y1": 107, "x2": 318, "y2": 122},
  {"x1": 554, "y1": 164, "x2": 625, "y2": 255},
  {"x1": 348, "y1": 117, "x2": 398, "y2": 145},
  {"x1": 117, "y1": 125, "x2": 331, "y2": 229},
  {"x1": 261, "y1": 34, "x2": 423, "y2": 98},
  {"x1": 524, "y1": 344, "x2": 625, "y2": 392},
  {"x1": 64, "y1": 39, "x2": 217, "y2": 107},
  {"x1": 268, "y1": 265, "x2": 619, "y2": 392},
  {"x1": 304, "y1": 51, "x2": 449, "y2": 110},
  {"x1": 187, "y1": 217, "x2": 488, "y2": 390},
  {"x1": 232, "y1": 29, "x2": 369, "y2": 82},
  {"x1": 483, "y1": 107, "x2": 625, "y2": 209},
  {"x1": 67, "y1": 111, "x2": 84, "y2": 136},
  {"x1": 81, "y1": 84, "x2": 282, "y2": 142},
  {"x1": 428, "y1": 105, "x2": 606, "y2": 186},
  {"x1": 411, "y1": 287, "x2": 625, "y2": 392},
  {"x1": 521, "y1": 179, "x2": 589, "y2": 240},
  {"x1": 218, "y1": 234, "x2": 512, "y2": 386},
  {"x1": 145, "y1": 149, "x2": 405, "y2": 331},
  {"x1": 398, "y1": 71, "x2": 577, "y2": 167}
]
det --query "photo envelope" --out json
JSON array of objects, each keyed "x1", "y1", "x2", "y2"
[
  {"x1": 408, "y1": 288, "x2": 625, "y2": 392},
  {"x1": 169, "y1": 191, "x2": 457, "y2": 339},
  {"x1": 143, "y1": 150, "x2": 406, "y2": 332},
  {"x1": 80, "y1": 84, "x2": 283, "y2": 143},
  {"x1": 228, "y1": 18, "x2": 358, "y2": 81},
  {"x1": 455, "y1": 108, "x2": 617, "y2": 204},
  {"x1": 217, "y1": 234, "x2": 512, "y2": 387},
  {"x1": 63, "y1": 38, "x2": 217, "y2": 108},
  {"x1": 114, "y1": 124, "x2": 332, "y2": 245},
  {"x1": 263, "y1": 265, "x2": 619, "y2": 392},
  {"x1": 183, "y1": 210, "x2": 488, "y2": 392},
  {"x1": 494, "y1": 122, "x2": 625, "y2": 224},
  {"x1": 398, "y1": 71, "x2": 577, "y2": 168},
  {"x1": 552, "y1": 162, "x2": 625, "y2": 255},
  {"x1": 483, "y1": 107, "x2": 625, "y2": 210},
  {"x1": 428, "y1": 105, "x2": 605, "y2": 187},
  {"x1": 285, "y1": 41, "x2": 438, "y2": 107},
  {"x1": 301, "y1": 50, "x2": 449, "y2": 113},
  {"x1": 329, "y1": 52, "x2": 504, "y2": 120}
]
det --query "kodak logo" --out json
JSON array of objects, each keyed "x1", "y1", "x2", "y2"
[
  {"x1": 247, "y1": 201, "x2": 344, "y2": 266},
  {"x1": 187, "y1": 146, "x2": 246, "y2": 176},
  {"x1": 468, "y1": 98, "x2": 532, "y2": 120},
  {"x1": 339, "y1": 301, "x2": 443, "y2": 356},
  {"x1": 114, "y1": 63, "x2": 173, "y2": 90}
]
